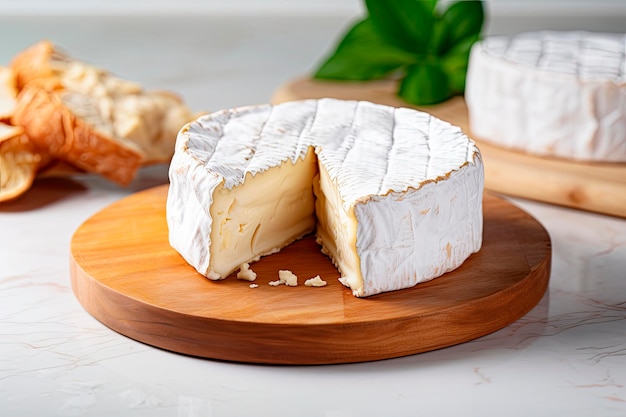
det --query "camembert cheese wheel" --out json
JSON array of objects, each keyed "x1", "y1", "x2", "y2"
[
  {"x1": 167, "y1": 99, "x2": 483, "y2": 297},
  {"x1": 466, "y1": 31, "x2": 626, "y2": 162}
]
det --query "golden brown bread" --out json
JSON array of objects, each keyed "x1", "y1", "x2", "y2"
[
  {"x1": 9, "y1": 40, "x2": 193, "y2": 185},
  {"x1": 0, "y1": 67, "x2": 17, "y2": 123},
  {"x1": 0, "y1": 66, "x2": 40, "y2": 202},
  {"x1": 0, "y1": 123, "x2": 50, "y2": 202},
  {"x1": 11, "y1": 85, "x2": 143, "y2": 185},
  {"x1": 11, "y1": 40, "x2": 54, "y2": 90}
]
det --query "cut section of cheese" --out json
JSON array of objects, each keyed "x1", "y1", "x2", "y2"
[
  {"x1": 207, "y1": 150, "x2": 317, "y2": 279},
  {"x1": 466, "y1": 31, "x2": 626, "y2": 162},
  {"x1": 167, "y1": 99, "x2": 483, "y2": 297}
]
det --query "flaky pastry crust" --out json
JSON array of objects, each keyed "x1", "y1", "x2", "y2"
[
  {"x1": 0, "y1": 123, "x2": 49, "y2": 202},
  {"x1": 8, "y1": 40, "x2": 194, "y2": 185},
  {"x1": 11, "y1": 85, "x2": 142, "y2": 185}
]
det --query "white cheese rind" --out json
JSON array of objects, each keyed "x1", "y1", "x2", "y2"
[
  {"x1": 466, "y1": 31, "x2": 626, "y2": 162},
  {"x1": 352, "y1": 159, "x2": 483, "y2": 296},
  {"x1": 167, "y1": 98, "x2": 483, "y2": 297}
]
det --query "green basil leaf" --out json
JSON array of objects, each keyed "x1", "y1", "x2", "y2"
[
  {"x1": 442, "y1": 0, "x2": 485, "y2": 48},
  {"x1": 399, "y1": 61, "x2": 451, "y2": 105},
  {"x1": 365, "y1": 0, "x2": 437, "y2": 53},
  {"x1": 330, "y1": 18, "x2": 378, "y2": 54},
  {"x1": 312, "y1": 0, "x2": 484, "y2": 101},
  {"x1": 442, "y1": 58, "x2": 467, "y2": 94},
  {"x1": 441, "y1": 33, "x2": 480, "y2": 93},
  {"x1": 314, "y1": 19, "x2": 417, "y2": 80},
  {"x1": 429, "y1": 15, "x2": 449, "y2": 55}
]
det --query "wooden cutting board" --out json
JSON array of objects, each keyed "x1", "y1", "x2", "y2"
[
  {"x1": 272, "y1": 77, "x2": 626, "y2": 219},
  {"x1": 70, "y1": 185, "x2": 551, "y2": 365}
]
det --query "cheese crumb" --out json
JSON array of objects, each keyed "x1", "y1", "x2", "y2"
[
  {"x1": 236, "y1": 263, "x2": 257, "y2": 282},
  {"x1": 304, "y1": 275, "x2": 327, "y2": 287},
  {"x1": 279, "y1": 270, "x2": 298, "y2": 286},
  {"x1": 249, "y1": 283, "x2": 259, "y2": 289},
  {"x1": 269, "y1": 270, "x2": 298, "y2": 287}
]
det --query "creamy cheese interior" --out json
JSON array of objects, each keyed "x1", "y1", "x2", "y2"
[
  {"x1": 207, "y1": 149, "x2": 317, "y2": 278},
  {"x1": 313, "y1": 162, "x2": 361, "y2": 293},
  {"x1": 207, "y1": 148, "x2": 366, "y2": 292}
]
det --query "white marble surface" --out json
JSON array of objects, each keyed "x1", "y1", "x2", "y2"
[{"x1": 1, "y1": 15, "x2": 626, "y2": 417}]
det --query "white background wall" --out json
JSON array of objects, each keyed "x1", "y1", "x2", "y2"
[
  {"x1": 0, "y1": 0, "x2": 624, "y2": 34},
  {"x1": 0, "y1": 0, "x2": 623, "y2": 110},
  {"x1": 0, "y1": 0, "x2": 625, "y2": 16}
]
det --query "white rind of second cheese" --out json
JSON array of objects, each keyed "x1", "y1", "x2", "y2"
[
  {"x1": 466, "y1": 31, "x2": 626, "y2": 162},
  {"x1": 167, "y1": 98, "x2": 483, "y2": 297}
]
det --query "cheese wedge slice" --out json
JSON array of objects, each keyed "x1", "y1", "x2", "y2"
[{"x1": 167, "y1": 99, "x2": 484, "y2": 297}]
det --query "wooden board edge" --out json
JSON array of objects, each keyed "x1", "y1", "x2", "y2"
[
  {"x1": 69, "y1": 188, "x2": 552, "y2": 365},
  {"x1": 479, "y1": 143, "x2": 626, "y2": 218},
  {"x1": 70, "y1": 252, "x2": 550, "y2": 364}
]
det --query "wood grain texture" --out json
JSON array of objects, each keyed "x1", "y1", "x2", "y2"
[
  {"x1": 271, "y1": 77, "x2": 626, "y2": 219},
  {"x1": 70, "y1": 185, "x2": 551, "y2": 364}
]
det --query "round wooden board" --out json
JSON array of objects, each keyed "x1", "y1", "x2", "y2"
[
  {"x1": 70, "y1": 185, "x2": 551, "y2": 365},
  {"x1": 272, "y1": 77, "x2": 626, "y2": 219}
]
